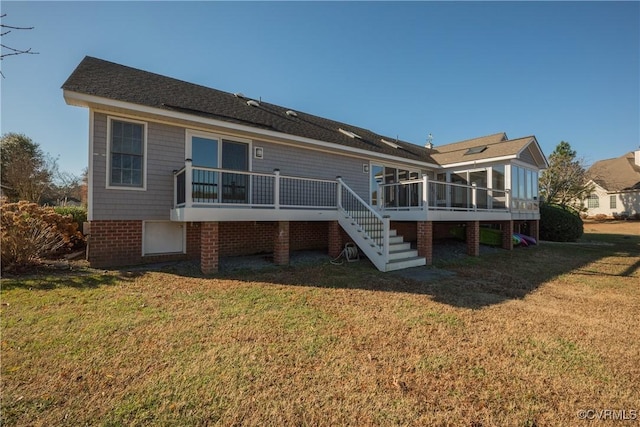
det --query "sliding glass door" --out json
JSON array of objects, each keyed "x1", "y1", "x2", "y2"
[{"x1": 190, "y1": 132, "x2": 249, "y2": 204}]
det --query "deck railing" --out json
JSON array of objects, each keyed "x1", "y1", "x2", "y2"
[
  {"x1": 175, "y1": 165, "x2": 516, "y2": 215},
  {"x1": 379, "y1": 176, "x2": 510, "y2": 213},
  {"x1": 174, "y1": 162, "x2": 337, "y2": 210}
]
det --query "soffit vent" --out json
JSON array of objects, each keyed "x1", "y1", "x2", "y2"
[
  {"x1": 246, "y1": 100, "x2": 260, "y2": 107},
  {"x1": 285, "y1": 110, "x2": 298, "y2": 117},
  {"x1": 338, "y1": 128, "x2": 362, "y2": 139}
]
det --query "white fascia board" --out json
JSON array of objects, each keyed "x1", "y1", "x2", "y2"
[
  {"x1": 63, "y1": 90, "x2": 440, "y2": 170},
  {"x1": 439, "y1": 155, "x2": 517, "y2": 169}
]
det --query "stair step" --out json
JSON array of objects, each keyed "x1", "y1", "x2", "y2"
[
  {"x1": 388, "y1": 249, "x2": 419, "y2": 260},
  {"x1": 388, "y1": 242, "x2": 411, "y2": 251},
  {"x1": 385, "y1": 256, "x2": 426, "y2": 271}
]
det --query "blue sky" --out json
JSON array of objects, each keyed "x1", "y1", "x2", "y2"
[{"x1": 1, "y1": 1, "x2": 638, "y2": 176}]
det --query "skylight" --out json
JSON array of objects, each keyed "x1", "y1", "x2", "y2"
[
  {"x1": 381, "y1": 138, "x2": 400, "y2": 149},
  {"x1": 338, "y1": 128, "x2": 362, "y2": 139},
  {"x1": 465, "y1": 145, "x2": 487, "y2": 155}
]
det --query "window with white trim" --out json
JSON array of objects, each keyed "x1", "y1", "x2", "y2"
[
  {"x1": 109, "y1": 118, "x2": 146, "y2": 188},
  {"x1": 587, "y1": 194, "x2": 599, "y2": 208},
  {"x1": 610, "y1": 195, "x2": 616, "y2": 209}
]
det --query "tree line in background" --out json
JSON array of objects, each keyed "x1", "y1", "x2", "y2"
[{"x1": 1, "y1": 132, "x2": 86, "y2": 206}]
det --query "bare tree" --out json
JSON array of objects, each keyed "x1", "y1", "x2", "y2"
[{"x1": 1, "y1": 14, "x2": 39, "y2": 78}]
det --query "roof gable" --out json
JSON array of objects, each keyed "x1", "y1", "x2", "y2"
[
  {"x1": 431, "y1": 134, "x2": 547, "y2": 168},
  {"x1": 587, "y1": 151, "x2": 640, "y2": 191}
]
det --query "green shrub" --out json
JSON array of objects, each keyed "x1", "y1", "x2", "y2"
[
  {"x1": 540, "y1": 203, "x2": 584, "y2": 242},
  {"x1": 1, "y1": 200, "x2": 85, "y2": 272},
  {"x1": 54, "y1": 206, "x2": 87, "y2": 232}
]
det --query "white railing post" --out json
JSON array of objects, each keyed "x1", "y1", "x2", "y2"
[
  {"x1": 274, "y1": 169, "x2": 281, "y2": 209},
  {"x1": 336, "y1": 176, "x2": 343, "y2": 209},
  {"x1": 506, "y1": 189, "x2": 511, "y2": 212},
  {"x1": 422, "y1": 175, "x2": 428, "y2": 211},
  {"x1": 383, "y1": 215, "x2": 390, "y2": 267},
  {"x1": 173, "y1": 170, "x2": 178, "y2": 208},
  {"x1": 472, "y1": 182, "x2": 477, "y2": 211},
  {"x1": 185, "y1": 159, "x2": 193, "y2": 208}
]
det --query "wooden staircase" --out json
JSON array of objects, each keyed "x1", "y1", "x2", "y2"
[{"x1": 336, "y1": 179, "x2": 425, "y2": 272}]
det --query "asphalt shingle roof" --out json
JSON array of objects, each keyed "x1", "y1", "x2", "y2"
[
  {"x1": 430, "y1": 133, "x2": 536, "y2": 165},
  {"x1": 62, "y1": 56, "x2": 543, "y2": 169},
  {"x1": 588, "y1": 152, "x2": 640, "y2": 191},
  {"x1": 62, "y1": 56, "x2": 433, "y2": 163}
]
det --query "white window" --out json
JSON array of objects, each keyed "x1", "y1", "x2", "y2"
[
  {"x1": 143, "y1": 221, "x2": 185, "y2": 255},
  {"x1": 107, "y1": 117, "x2": 147, "y2": 190},
  {"x1": 587, "y1": 194, "x2": 599, "y2": 209},
  {"x1": 610, "y1": 195, "x2": 617, "y2": 209}
]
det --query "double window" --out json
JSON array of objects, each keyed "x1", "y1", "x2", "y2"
[{"x1": 108, "y1": 117, "x2": 146, "y2": 189}]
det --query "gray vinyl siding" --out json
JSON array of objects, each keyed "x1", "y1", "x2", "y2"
[
  {"x1": 518, "y1": 146, "x2": 537, "y2": 167},
  {"x1": 92, "y1": 112, "x2": 426, "y2": 219},
  {"x1": 92, "y1": 113, "x2": 184, "y2": 220},
  {"x1": 252, "y1": 140, "x2": 370, "y2": 200}
]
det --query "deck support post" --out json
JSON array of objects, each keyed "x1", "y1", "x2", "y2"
[
  {"x1": 273, "y1": 221, "x2": 290, "y2": 266},
  {"x1": 417, "y1": 221, "x2": 433, "y2": 265},
  {"x1": 200, "y1": 221, "x2": 219, "y2": 274},
  {"x1": 501, "y1": 220, "x2": 514, "y2": 250},
  {"x1": 529, "y1": 220, "x2": 539, "y2": 242},
  {"x1": 466, "y1": 221, "x2": 480, "y2": 257},
  {"x1": 328, "y1": 221, "x2": 343, "y2": 259}
]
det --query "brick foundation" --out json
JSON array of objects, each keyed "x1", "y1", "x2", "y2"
[
  {"x1": 88, "y1": 220, "x2": 143, "y2": 268},
  {"x1": 417, "y1": 221, "x2": 433, "y2": 265}
]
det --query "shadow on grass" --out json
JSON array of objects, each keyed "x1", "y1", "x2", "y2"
[
  {"x1": 4, "y1": 233, "x2": 636, "y2": 308},
  {"x1": 0, "y1": 269, "x2": 136, "y2": 291},
  {"x1": 207, "y1": 232, "x2": 639, "y2": 309}
]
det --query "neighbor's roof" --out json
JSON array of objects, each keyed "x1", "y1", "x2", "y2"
[
  {"x1": 430, "y1": 133, "x2": 547, "y2": 168},
  {"x1": 587, "y1": 151, "x2": 640, "y2": 192},
  {"x1": 62, "y1": 56, "x2": 432, "y2": 163}
]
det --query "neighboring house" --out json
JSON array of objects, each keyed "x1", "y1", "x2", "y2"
[
  {"x1": 584, "y1": 150, "x2": 640, "y2": 218},
  {"x1": 62, "y1": 56, "x2": 548, "y2": 273}
]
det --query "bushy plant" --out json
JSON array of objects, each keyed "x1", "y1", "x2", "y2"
[
  {"x1": 1, "y1": 200, "x2": 84, "y2": 271},
  {"x1": 539, "y1": 203, "x2": 584, "y2": 242},
  {"x1": 53, "y1": 206, "x2": 87, "y2": 233}
]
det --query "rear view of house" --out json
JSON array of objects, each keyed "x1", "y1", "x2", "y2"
[{"x1": 62, "y1": 56, "x2": 547, "y2": 273}]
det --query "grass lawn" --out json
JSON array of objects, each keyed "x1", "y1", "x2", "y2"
[{"x1": 2, "y1": 222, "x2": 639, "y2": 426}]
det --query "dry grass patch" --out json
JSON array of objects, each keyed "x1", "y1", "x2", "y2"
[{"x1": 2, "y1": 223, "x2": 639, "y2": 426}]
